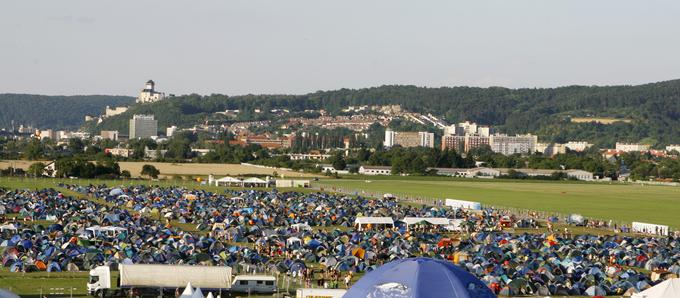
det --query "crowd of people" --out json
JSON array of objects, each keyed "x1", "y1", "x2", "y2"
[{"x1": 1, "y1": 184, "x2": 679, "y2": 296}]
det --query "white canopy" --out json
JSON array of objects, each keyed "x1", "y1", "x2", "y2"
[
  {"x1": 632, "y1": 278, "x2": 680, "y2": 298},
  {"x1": 632, "y1": 222, "x2": 670, "y2": 236},
  {"x1": 216, "y1": 176, "x2": 242, "y2": 183},
  {"x1": 286, "y1": 237, "x2": 302, "y2": 245},
  {"x1": 354, "y1": 217, "x2": 394, "y2": 225},
  {"x1": 401, "y1": 217, "x2": 451, "y2": 226},
  {"x1": 291, "y1": 223, "x2": 312, "y2": 231},
  {"x1": 0, "y1": 224, "x2": 18, "y2": 231},
  {"x1": 243, "y1": 177, "x2": 267, "y2": 183}
]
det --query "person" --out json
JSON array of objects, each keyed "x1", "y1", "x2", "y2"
[{"x1": 344, "y1": 273, "x2": 352, "y2": 288}]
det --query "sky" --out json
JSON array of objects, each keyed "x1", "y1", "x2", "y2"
[{"x1": 1, "y1": 0, "x2": 680, "y2": 96}]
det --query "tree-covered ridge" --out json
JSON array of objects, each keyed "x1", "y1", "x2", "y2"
[
  {"x1": 90, "y1": 80, "x2": 680, "y2": 147},
  {"x1": 0, "y1": 94, "x2": 135, "y2": 130}
]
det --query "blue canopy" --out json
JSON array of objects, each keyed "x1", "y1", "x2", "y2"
[{"x1": 344, "y1": 257, "x2": 496, "y2": 298}]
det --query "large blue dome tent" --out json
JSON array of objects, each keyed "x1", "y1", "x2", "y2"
[{"x1": 344, "y1": 257, "x2": 496, "y2": 298}]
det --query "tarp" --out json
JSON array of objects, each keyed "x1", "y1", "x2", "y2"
[
  {"x1": 632, "y1": 278, "x2": 680, "y2": 298},
  {"x1": 402, "y1": 217, "x2": 451, "y2": 226},
  {"x1": 344, "y1": 258, "x2": 496, "y2": 298},
  {"x1": 120, "y1": 264, "x2": 232, "y2": 289},
  {"x1": 632, "y1": 222, "x2": 670, "y2": 236},
  {"x1": 354, "y1": 217, "x2": 394, "y2": 226},
  {"x1": 444, "y1": 199, "x2": 481, "y2": 210}
]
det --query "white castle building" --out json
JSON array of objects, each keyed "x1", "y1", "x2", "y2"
[{"x1": 137, "y1": 80, "x2": 165, "y2": 103}]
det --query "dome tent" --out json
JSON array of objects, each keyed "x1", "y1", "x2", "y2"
[{"x1": 344, "y1": 257, "x2": 496, "y2": 298}]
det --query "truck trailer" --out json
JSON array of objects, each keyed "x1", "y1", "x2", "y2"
[{"x1": 87, "y1": 264, "x2": 232, "y2": 297}]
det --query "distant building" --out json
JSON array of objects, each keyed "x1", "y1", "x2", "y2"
[
  {"x1": 535, "y1": 143, "x2": 567, "y2": 156},
  {"x1": 666, "y1": 145, "x2": 680, "y2": 153},
  {"x1": 615, "y1": 142, "x2": 650, "y2": 152},
  {"x1": 384, "y1": 130, "x2": 434, "y2": 148},
  {"x1": 489, "y1": 134, "x2": 537, "y2": 155},
  {"x1": 105, "y1": 148, "x2": 133, "y2": 158},
  {"x1": 100, "y1": 130, "x2": 119, "y2": 141},
  {"x1": 565, "y1": 141, "x2": 593, "y2": 152},
  {"x1": 105, "y1": 106, "x2": 128, "y2": 117},
  {"x1": 230, "y1": 133, "x2": 296, "y2": 150},
  {"x1": 444, "y1": 121, "x2": 491, "y2": 137},
  {"x1": 358, "y1": 165, "x2": 392, "y2": 175},
  {"x1": 441, "y1": 135, "x2": 489, "y2": 153},
  {"x1": 137, "y1": 80, "x2": 165, "y2": 103},
  {"x1": 129, "y1": 114, "x2": 158, "y2": 139},
  {"x1": 166, "y1": 126, "x2": 178, "y2": 137},
  {"x1": 287, "y1": 151, "x2": 331, "y2": 160}
]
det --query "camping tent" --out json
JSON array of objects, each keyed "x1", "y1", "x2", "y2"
[
  {"x1": 344, "y1": 257, "x2": 496, "y2": 298},
  {"x1": 632, "y1": 278, "x2": 680, "y2": 298}
]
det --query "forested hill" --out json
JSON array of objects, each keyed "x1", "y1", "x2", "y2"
[
  {"x1": 0, "y1": 94, "x2": 134, "y2": 131},
  {"x1": 93, "y1": 79, "x2": 680, "y2": 147}
]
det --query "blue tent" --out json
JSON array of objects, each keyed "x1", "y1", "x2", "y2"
[{"x1": 344, "y1": 257, "x2": 496, "y2": 298}]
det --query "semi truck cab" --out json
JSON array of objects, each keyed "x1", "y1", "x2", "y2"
[{"x1": 87, "y1": 266, "x2": 112, "y2": 295}]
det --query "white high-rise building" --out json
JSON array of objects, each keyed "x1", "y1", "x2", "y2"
[
  {"x1": 384, "y1": 129, "x2": 396, "y2": 147},
  {"x1": 489, "y1": 134, "x2": 538, "y2": 155},
  {"x1": 166, "y1": 126, "x2": 178, "y2": 137},
  {"x1": 129, "y1": 114, "x2": 158, "y2": 139}
]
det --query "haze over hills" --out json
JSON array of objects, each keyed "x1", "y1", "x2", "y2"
[
  {"x1": 4, "y1": 79, "x2": 680, "y2": 147},
  {"x1": 0, "y1": 94, "x2": 134, "y2": 131}
]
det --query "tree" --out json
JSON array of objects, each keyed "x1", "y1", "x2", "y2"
[
  {"x1": 28, "y1": 162, "x2": 46, "y2": 177},
  {"x1": 331, "y1": 153, "x2": 347, "y2": 170},
  {"x1": 140, "y1": 164, "x2": 160, "y2": 179}
]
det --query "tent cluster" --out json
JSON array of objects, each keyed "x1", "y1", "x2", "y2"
[{"x1": 1, "y1": 185, "x2": 679, "y2": 296}]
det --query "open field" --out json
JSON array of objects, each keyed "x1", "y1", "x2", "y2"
[
  {"x1": 0, "y1": 160, "x2": 318, "y2": 178},
  {"x1": 570, "y1": 117, "x2": 632, "y2": 124},
  {"x1": 316, "y1": 177, "x2": 680, "y2": 228}
]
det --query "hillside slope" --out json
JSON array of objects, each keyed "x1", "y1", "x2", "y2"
[
  {"x1": 0, "y1": 94, "x2": 135, "y2": 131},
  {"x1": 91, "y1": 80, "x2": 680, "y2": 147}
]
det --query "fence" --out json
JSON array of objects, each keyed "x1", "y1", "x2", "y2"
[{"x1": 310, "y1": 182, "x2": 633, "y2": 231}]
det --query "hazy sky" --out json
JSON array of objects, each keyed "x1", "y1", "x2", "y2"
[{"x1": 2, "y1": 0, "x2": 680, "y2": 96}]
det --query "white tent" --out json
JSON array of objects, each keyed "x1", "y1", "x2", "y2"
[
  {"x1": 206, "y1": 293, "x2": 215, "y2": 298},
  {"x1": 632, "y1": 278, "x2": 680, "y2": 298},
  {"x1": 242, "y1": 177, "x2": 268, "y2": 187},
  {"x1": 191, "y1": 287, "x2": 204, "y2": 298},
  {"x1": 354, "y1": 217, "x2": 394, "y2": 231},
  {"x1": 291, "y1": 223, "x2": 312, "y2": 232},
  {"x1": 215, "y1": 176, "x2": 242, "y2": 186},
  {"x1": 0, "y1": 289, "x2": 21, "y2": 298},
  {"x1": 632, "y1": 222, "x2": 670, "y2": 236},
  {"x1": 180, "y1": 282, "x2": 194, "y2": 298},
  {"x1": 444, "y1": 199, "x2": 481, "y2": 210},
  {"x1": 401, "y1": 217, "x2": 458, "y2": 231},
  {"x1": 0, "y1": 224, "x2": 18, "y2": 232}
]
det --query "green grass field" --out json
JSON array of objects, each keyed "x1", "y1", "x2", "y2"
[{"x1": 316, "y1": 177, "x2": 680, "y2": 228}]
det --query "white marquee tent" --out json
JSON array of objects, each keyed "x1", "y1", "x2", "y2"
[{"x1": 632, "y1": 278, "x2": 680, "y2": 298}]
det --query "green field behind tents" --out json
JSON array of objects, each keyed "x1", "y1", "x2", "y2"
[{"x1": 315, "y1": 177, "x2": 680, "y2": 228}]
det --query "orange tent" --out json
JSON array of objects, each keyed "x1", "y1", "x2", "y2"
[
  {"x1": 352, "y1": 248, "x2": 366, "y2": 259},
  {"x1": 35, "y1": 260, "x2": 47, "y2": 271}
]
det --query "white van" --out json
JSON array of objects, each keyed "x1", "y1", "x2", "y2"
[
  {"x1": 231, "y1": 275, "x2": 277, "y2": 294},
  {"x1": 296, "y1": 288, "x2": 347, "y2": 298}
]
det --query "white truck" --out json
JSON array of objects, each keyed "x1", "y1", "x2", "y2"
[
  {"x1": 296, "y1": 288, "x2": 347, "y2": 298},
  {"x1": 87, "y1": 264, "x2": 232, "y2": 297}
]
